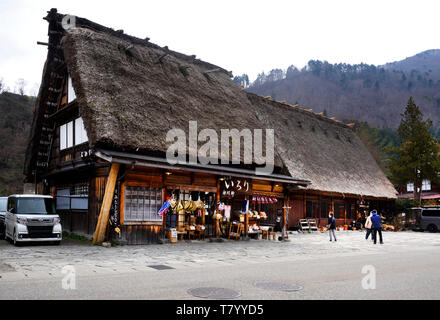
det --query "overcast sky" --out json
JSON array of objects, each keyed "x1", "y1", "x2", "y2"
[{"x1": 0, "y1": 0, "x2": 439, "y2": 95}]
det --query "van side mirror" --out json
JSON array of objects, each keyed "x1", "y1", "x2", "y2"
[{"x1": 9, "y1": 207, "x2": 15, "y2": 214}]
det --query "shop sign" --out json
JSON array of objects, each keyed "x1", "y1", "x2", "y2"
[
  {"x1": 221, "y1": 179, "x2": 251, "y2": 197},
  {"x1": 252, "y1": 194, "x2": 278, "y2": 204}
]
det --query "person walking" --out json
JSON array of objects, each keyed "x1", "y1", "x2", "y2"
[
  {"x1": 328, "y1": 211, "x2": 337, "y2": 242},
  {"x1": 370, "y1": 210, "x2": 383, "y2": 244},
  {"x1": 365, "y1": 212, "x2": 373, "y2": 241}
]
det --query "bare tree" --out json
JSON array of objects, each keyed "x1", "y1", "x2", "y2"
[
  {"x1": 15, "y1": 78, "x2": 27, "y2": 95},
  {"x1": 0, "y1": 77, "x2": 4, "y2": 93}
]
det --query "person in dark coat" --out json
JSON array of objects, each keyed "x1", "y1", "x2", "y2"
[
  {"x1": 371, "y1": 210, "x2": 383, "y2": 244},
  {"x1": 328, "y1": 211, "x2": 337, "y2": 242}
]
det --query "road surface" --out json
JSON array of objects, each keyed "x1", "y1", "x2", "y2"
[{"x1": 0, "y1": 231, "x2": 439, "y2": 299}]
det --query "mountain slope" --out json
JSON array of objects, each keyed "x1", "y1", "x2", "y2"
[
  {"x1": 383, "y1": 49, "x2": 440, "y2": 80},
  {"x1": 246, "y1": 51, "x2": 440, "y2": 129},
  {"x1": 0, "y1": 92, "x2": 34, "y2": 195}
]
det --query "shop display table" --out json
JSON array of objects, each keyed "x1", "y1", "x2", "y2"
[
  {"x1": 260, "y1": 225, "x2": 275, "y2": 240},
  {"x1": 248, "y1": 230, "x2": 262, "y2": 239}
]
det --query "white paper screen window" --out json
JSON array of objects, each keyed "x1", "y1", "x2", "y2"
[
  {"x1": 68, "y1": 76, "x2": 76, "y2": 103},
  {"x1": 67, "y1": 121, "x2": 73, "y2": 148},
  {"x1": 75, "y1": 117, "x2": 88, "y2": 145},
  {"x1": 60, "y1": 124, "x2": 67, "y2": 150},
  {"x1": 422, "y1": 180, "x2": 431, "y2": 191}
]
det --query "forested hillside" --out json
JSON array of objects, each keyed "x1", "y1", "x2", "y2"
[
  {"x1": 244, "y1": 50, "x2": 440, "y2": 131},
  {"x1": 0, "y1": 92, "x2": 34, "y2": 195}
]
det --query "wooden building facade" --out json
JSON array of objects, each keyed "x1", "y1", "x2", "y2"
[{"x1": 24, "y1": 9, "x2": 397, "y2": 244}]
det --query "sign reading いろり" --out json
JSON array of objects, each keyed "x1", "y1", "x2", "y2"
[{"x1": 221, "y1": 179, "x2": 251, "y2": 197}]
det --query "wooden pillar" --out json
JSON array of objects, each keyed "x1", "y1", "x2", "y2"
[
  {"x1": 93, "y1": 163, "x2": 120, "y2": 244},
  {"x1": 215, "y1": 179, "x2": 220, "y2": 237},
  {"x1": 283, "y1": 195, "x2": 288, "y2": 240},
  {"x1": 245, "y1": 211, "x2": 249, "y2": 238},
  {"x1": 303, "y1": 191, "x2": 306, "y2": 219},
  {"x1": 162, "y1": 187, "x2": 167, "y2": 231},
  {"x1": 331, "y1": 197, "x2": 334, "y2": 213}
]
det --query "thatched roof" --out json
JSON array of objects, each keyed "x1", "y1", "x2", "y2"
[
  {"x1": 247, "y1": 93, "x2": 397, "y2": 199},
  {"x1": 62, "y1": 25, "x2": 283, "y2": 170},
  {"x1": 25, "y1": 10, "x2": 397, "y2": 199}
]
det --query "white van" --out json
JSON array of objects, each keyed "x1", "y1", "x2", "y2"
[
  {"x1": 419, "y1": 206, "x2": 440, "y2": 233},
  {"x1": 0, "y1": 197, "x2": 6, "y2": 237},
  {"x1": 4, "y1": 195, "x2": 62, "y2": 246}
]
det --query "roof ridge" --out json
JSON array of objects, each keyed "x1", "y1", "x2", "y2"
[
  {"x1": 47, "y1": 9, "x2": 232, "y2": 77},
  {"x1": 245, "y1": 92, "x2": 351, "y2": 129}
]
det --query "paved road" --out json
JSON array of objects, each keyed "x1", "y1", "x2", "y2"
[{"x1": 0, "y1": 231, "x2": 439, "y2": 299}]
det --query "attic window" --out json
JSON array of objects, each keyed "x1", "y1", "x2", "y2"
[
  {"x1": 59, "y1": 117, "x2": 88, "y2": 150},
  {"x1": 67, "y1": 76, "x2": 77, "y2": 103}
]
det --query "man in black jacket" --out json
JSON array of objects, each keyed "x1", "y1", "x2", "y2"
[{"x1": 328, "y1": 212, "x2": 337, "y2": 242}]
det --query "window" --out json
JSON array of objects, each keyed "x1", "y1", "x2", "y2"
[
  {"x1": 7, "y1": 197, "x2": 15, "y2": 212},
  {"x1": 334, "y1": 202, "x2": 345, "y2": 219},
  {"x1": 71, "y1": 184, "x2": 89, "y2": 210},
  {"x1": 59, "y1": 117, "x2": 88, "y2": 150},
  {"x1": 422, "y1": 210, "x2": 440, "y2": 217},
  {"x1": 60, "y1": 124, "x2": 67, "y2": 150},
  {"x1": 68, "y1": 76, "x2": 76, "y2": 103},
  {"x1": 306, "y1": 201, "x2": 319, "y2": 218},
  {"x1": 56, "y1": 189, "x2": 70, "y2": 210},
  {"x1": 346, "y1": 203, "x2": 355, "y2": 221},
  {"x1": 16, "y1": 198, "x2": 56, "y2": 215},
  {"x1": 74, "y1": 117, "x2": 88, "y2": 145},
  {"x1": 407, "y1": 181, "x2": 431, "y2": 192},
  {"x1": 422, "y1": 180, "x2": 431, "y2": 191},
  {"x1": 320, "y1": 200, "x2": 331, "y2": 218},
  {"x1": 67, "y1": 121, "x2": 73, "y2": 148},
  {"x1": 56, "y1": 183, "x2": 89, "y2": 210},
  {"x1": 123, "y1": 186, "x2": 163, "y2": 223},
  {"x1": 0, "y1": 198, "x2": 7, "y2": 212}
]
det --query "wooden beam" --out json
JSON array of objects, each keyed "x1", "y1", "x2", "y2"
[
  {"x1": 283, "y1": 196, "x2": 288, "y2": 240},
  {"x1": 93, "y1": 163, "x2": 120, "y2": 244},
  {"x1": 215, "y1": 178, "x2": 220, "y2": 238}
]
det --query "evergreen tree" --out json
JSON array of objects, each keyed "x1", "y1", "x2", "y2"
[{"x1": 389, "y1": 97, "x2": 440, "y2": 206}]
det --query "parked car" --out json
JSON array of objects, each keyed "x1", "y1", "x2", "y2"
[
  {"x1": 419, "y1": 206, "x2": 440, "y2": 233},
  {"x1": 0, "y1": 197, "x2": 7, "y2": 237},
  {"x1": 4, "y1": 195, "x2": 62, "y2": 246}
]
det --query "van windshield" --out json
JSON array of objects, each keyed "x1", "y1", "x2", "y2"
[
  {"x1": 0, "y1": 198, "x2": 7, "y2": 212},
  {"x1": 422, "y1": 210, "x2": 440, "y2": 217},
  {"x1": 16, "y1": 198, "x2": 56, "y2": 215}
]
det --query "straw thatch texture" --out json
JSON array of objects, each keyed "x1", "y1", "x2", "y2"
[
  {"x1": 247, "y1": 93, "x2": 397, "y2": 199},
  {"x1": 26, "y1": 11, "x2": 397, "y2": 199},
  {"x1": 62, "y1": 27, "x2": 281, "y2": 169}
]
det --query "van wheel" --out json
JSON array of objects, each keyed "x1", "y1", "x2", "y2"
[
  {"x1": 13, "y1": 229, "x2": 20, "y2": 247},
  {"x1": 427, "y1": 224, "x2": 438, "y2": 233}
]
